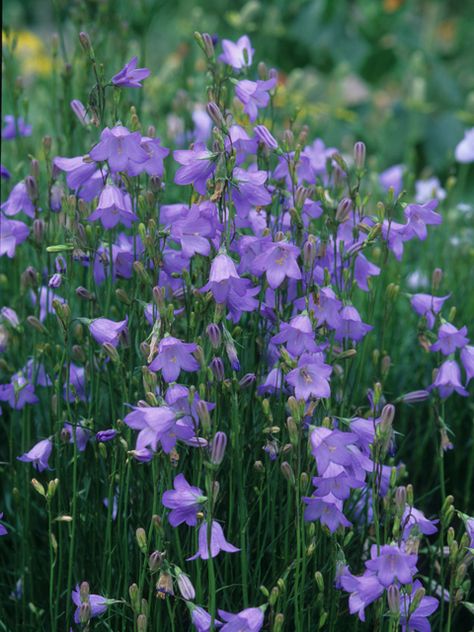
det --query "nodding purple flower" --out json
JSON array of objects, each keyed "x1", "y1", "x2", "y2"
[
  {"x1": 310, "y1": 427, "x2": 358, "y2": 475},
  {"x1": 70, "y1": 99, "x2": 90, "y2": 126},
  {"x1": 87, "y1": 183, "x2": 138, "y2": 229},
  {"x1": 17, "y1": 438, "x2": 53, "y2": 472},
  {"x1": 271, "y1": 313, "x2": 317, "y2": 357},
  {"x1": 430, "y1": 323, "x2": 469, "y2": 355},
  {"x1": 89, "y1": 125, "x2": 149, "y2": 173},
  {"x1": 169, "y1": 204, "x2": 217, "y2": 258},
  {"x1": 334, "y1": 305, "x2": 372, "y2": 343},
  {"x1": 1, "y1": 181, "x2": 36, "y2": 218},
  {"x1": 219, "y1": 35, "x2": 254, "y2": 69},
  {"x1": 399, "y1": 580, "x2": 439, "y2": 631},
  {"x1": 455, "y1": 128, "x2": 474, "y2": 163},
  {"x1": 0, "y1": 307, "x2": 20, "y2": 328},
  {"x1": 2, "y1": 115, "x2": 32, "y2": 140},
  {"x1": 286, "y1": 353, "x2": 332, "y2": 401},
  {"x1": 188, "y1": 603, "x2": 223, "y2": 631},
  {"x1": 235, "y1": 78, "x2": 276, "y2": 122},
  {"x1": 404, "y1": 200, "x2": 442, "y2": 240},
  {"x1": 218, "y1": 607, "x2": 265, "y2": 632},
  {"x1": 111, "y1": 56, "x2": 150, "y2": 88},
  {"x1": 339, "y1": 568, "x2": 385, "y2": 622},
  {"x1": 96, "y1": 429, "x2": 117, "y2": 442},
  {"x1": 187, "y1": 520, "x2": 240, "y2": 560},
  {"x1": 71, "y1": 585, "x2": 108, "y2": 624},
  {"x1": 401, "y1": 505, "x2": 438, "y2": 539},
  {"x1": 303, "y1": 496, "x2": 352, "y2": 532},
  {"x1": 254, "y1": 124, "x2": 278, "y2": 149},
  {"x1": 124, "y1": 405, "x2": 195, "y2": 454},
  {"x1": 64, "y1": 363, "x2": 87, "y2": 403},
  {"x1": 379, "y1": 164, "x2": 404, "y2": 195},
  {"x1": 162, "y1": 474, "x2": 207, "y2": 527},
  {"x1": 461, "y1": 345, "x2": 474, "y2": 383},
  {"x1": 231, "y1": 167, "x2": 272, "y2": 218},
  {"x1": 431, "y1": 359, "x2": 468, "y2": 398},
  {"x1": 365, "y1": 544, "x2": 418, "y2": 587},
  {"x1": 201, "y1": 252, "x2": 248, "y2": 303},
  {"x1": 257, "y1": 367, "x2": 284, "y2": 395},
  {"x1": 173, "y1": 143, "x2": 217, "y2": 195},
  {"x1": 63, "y1": 423, "x2": 91, "y2": 452},
  {"x1": 148, "y1": 336, "x2": 199, "y2": 382},
  {"x1": 53, "y1": 155, "x2": 100, "y2": 192},
  {"x1": 89, "y1": 316, "x2": 128, "y2": 348},
  {"x1": 410, "y1": 293, "x2": 450, "y2": 329},
  {"x1": 251, "y1": 241, "x2": 301, "y2": 289},
  {"x1": 128, "y1": 136, "x2": 169, "y2": 177},
  {"x1": 0, "y1": 513, "x2": 8, "y2": 537},
  {"x1": 0, "y1": 373, "x2": 38, "y2": 409},
  {"x1": 0, "y1": 215, "x2": 29, "y2": 258}
]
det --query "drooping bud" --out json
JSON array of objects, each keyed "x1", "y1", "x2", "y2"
[
  {"x1": 176, "y1": 569, "x2": 195, "y2": 601},
  {"x1": 210, "y1": 431, "x2": 227, "y2": 465},
  {"x1": 206, "y1": 323, "x2": 221, "y2": 348},
  {"x1": 210, "y1": 357, "x2": 225, "y2": 381},
  {"x1": 335, "y1": 197, "x2": 352, "y2": 223}
]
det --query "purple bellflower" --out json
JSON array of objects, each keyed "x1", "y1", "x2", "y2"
[
  {"x1": 431, "y1": 360, "x2": 468, "y2": 398},
  {"x1": 89, "y1": 317, "x2": 128, "y2": 348},
  {"x1": 173, "y1": 143, "x2": 217, "y2": 195},
  {"x1": 219, "y1": 36, "x2": 254, "y2": 69},
  {"x1": 286, "y1": 353, "x2": 332, "y2": 400},
  {"x1": 71, "y1": 585, "x2": 108, "y2": 624},
  {"x1": 271, "y1": 313, "x2": 318, "y2": 357},
  {"x1": 89, "y1": 125, "x2": 149, "y2": 173},
  {"x1": 218, "y1": 607, "x2": 265, "y2": 632},
  {"x1": 17, "y1": 438, "x2": 53, "y2": 472},
  {"x1": 430, "y1": 323, "x2": 469, "y2": 355},
  {"x1": 111, "y1": 56, "x2": 150, "y2": 88},
  {"x1": 251, "y1": 240, "x2": 301, "y2": 289},
  {"x1": 162, "y1": 474, "x2": 207, "y2": 527},
  {"x1": 87, "y1": 184, "x2": 138, "y2": 229},
  {"x1": 187, "y1": 520, "x2": 240, "y2": 560},
  {"x1": 410, "y1": 293, "x2": 450, "y2": 329},
  {"x1": 0, "y1": 215, "x2": 29, "y2": 258},
  {"x1": 2, "y1": 115, "x2": 32, "y2": 140},
  {"x1": 235, "y1": 78, "x2": 276, "y2": 122},
  {"x1": 365, "y1": 544, "x2": 418, "y2": 587},
  {"x1": 1, "y1": 181, "x2": 36, "y2": 218},
  {"x1": 148, "y1": 336, "x2": 199, "y2": 382}
]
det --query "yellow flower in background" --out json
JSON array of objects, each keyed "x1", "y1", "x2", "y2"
[{"x1": 2, "y1": 30, "x2": 52, "y2": 76}]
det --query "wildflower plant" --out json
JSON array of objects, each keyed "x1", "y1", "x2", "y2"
[{"x1": 0, "y1": 21, "x2": 473, "y2": 632}]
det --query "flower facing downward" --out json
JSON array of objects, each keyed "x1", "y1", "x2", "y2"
[
  {"x1": 365, "y1": 544, "x2": 418, "y2": 587},
  {"x1": 111, "y1": 56, "x2": 150, "y2": 88},
  {"x1": 162, "y1": 474, "x2": 207, "y2": 527},
  {"x1": 88, "y1": 184, "x2": 138, "y2": 229},
  {"x1": 430, "y1": 323, "x2": 469, "y2": 355},
  {"x1": 431, "y1": 360, "x2": 468, "y2": 398},
  {"x1": 187, "y1": 521, "x2": 240, "y2": 560},
  {"x1": 17, "y1": 438, "x2": 53, "y2": 472},
  {"x1": 89, "y1": 317, "x2": 128, "y2": 348},
  {"x1": 218, "y1": 607, "x2": 265, "y2": 632}
]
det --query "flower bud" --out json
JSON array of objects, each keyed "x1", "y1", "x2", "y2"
[
  {"x1": 387, "y1": 584, "x2": 400, "y2": 614},
  {"x1": 75, "y1": 286, "x2": 95, "y2": 301},
  {"x1": 210, "y1": 431, "x2": 227, "y2": 465},
  {"x1": 196, "y1": 399, "x2": 211, "y2": 432},
  {"x1": 25, "y1": 175, "x2": 38, "y2": 202},
  {"x1": 207, "y1": 102, "x2": 226, "y2": 129},
  {"x1": 400, "y1": 390, "x2": 430, "y2": 404},
  {"x1": 78, "y1": 31, "x2": 92, "y2": 53},
  {"x1": 335, "y1": 197, "x2": 352, "y2": 223},
  {"x1": 79, "y1": 602, "x2": 91, "y2": 624},
  {"x1": 129, "y1": 583, "x2": 140, "y2": 613},
  {"x1": 353, "y1": 141, "x2": 366, "y2": 170},
  {"x1": 432, "y1": 268, "x2": 443, "y2": 290},
  {"x1": 176, "y1": 570, "x2": 195, "y2": 600},
  {"x1": 206, "y1": 323, "x2": 221, "y2": 348},
  {"x1": 239, "y1": 373, "x2": 256, "y2": 389},
  {"x1": 210, "y1": 357, "x2": 225, "y2": 381},
  {"x1": 303, "y1": 237, "x2": 316, "y2": 269},
  {"x1": 148, "y1": 550, "x2": 164, "y2": 573},
  {"x1": 281, "y1": 461, "x2": 295, "y2": 486},
  {"x1": 33, "y1": 219, "x2": 44, "y2": 244},
  {"x1": 137, "y1": 614, "x2": 147, "y2": 632}
]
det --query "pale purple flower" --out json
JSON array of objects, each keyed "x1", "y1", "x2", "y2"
[
  {"x1": 415, "y1": 177, "x2": 446, "y2": 204},
  {"x1": 310, "y1": 428, "x2": 358, "y2": 475},
  {"x1": 189, "y1": 604, "x2": 222, "y2": 631},
  {"x1": 128, "y1": 136, "x2": 169, "y2": 177},
  {"x1": 402, "y1": 506, "x2": 438, "y2": 539},
  {"x1": 286, "y1": 353, "x2": 332, "y2": 400},
  {"x1": 251, "y1": 241, "x2": 301, "y2": 289},
  {"x1": 2, "y1": 115, "x2": 32, "y2": 140},
  {"x1": 201, "y1": 252, "x2": 249, "y2": 303},
  {"x1": 399, "y1": 580, "x2": 438, "y2": 631},
  {"x1": 379, "y1": 164, "x2": 404, "y2": 195},
  {"x1": 0, "y1": 307, "x2": 19, "y2": 328},
  {"x1": 235, "y1": 78, "x2": 276, "y2": 122},
  {"x1": 254, "y1": 124, "x2": 278, "y2": 149},
  {"x1": 431, "y1": 359, "x2": 468, "y2": 398},
  {"x1": 381, "y1": 220, "x2": 411, "y2": 261},
  {"x1": 334, "y1": 306, "x2": 372, "y2": 343},
  {"x1": 0, "y1": 215, "x2": 29, "y2": 257},
  {"x1": 0, "y1": 374, "x2": 38, "y2": 409},
  {"x1": 70, "y1": 100, "x2": 90, "y2": 125},
  {"x1": 124, "y1": 405, "x2": 194, "y2": 454},
  {"x1": 404, "y1": 200, "x2": 442, "y2": 240},
  {"x1": 96, "y1": 429, "x2": 117, "y2": 442},
  {"x1": 231, "y1": 167, "x2": 272, "y2": 218},
  {"x1": 63, "y1": 423, "x2": 91, "y2": 452},
  {"x1": 169, "y1": 204, "x2": 217, "y2": 258},
  {"x1": 17, "y1": 438, "x2": 53, "y2": 472},
  {"x1": 461, "y1": 345, "x2": 474, "y2": 383},
  {"x1": 218, "y1": 607, "x2": 264, "y2": 632},
  {"x1": 71, "y1": 585, "x2": 108, "y2": 624},
  {"x1": 87, "y1": 184, "x2": 138, "y2": 229},
  {"x1": 340, "y1": 568, "x2": 384, "y2": 622},
  {"x1": 1, "y1": 181, "x2": 35, "y2": 218},
  {"x1": 187, "y1": 520, "x2": 239, "y2": 560},
  {"x1": 64, "y1": 363, "x2": 87, "y2": 403},
  {"x1": 53, "y1": 155, "x2": 100, "y2": 194},
  {"x1": 162, "y1": 474, "x2": 206, "y2": 527},
  {"x1": 365, "y1": 544, "x2": 418, "y2": 587},
  {"x1": 219, "y1": 36, "x2": 254, "y2": 69},
  {"x1": 89, "y1": 317, "x2": 128, "y2": 347},
  {"x1": 173, "y1": 143, "x2": 217, "y2": 194},
  {"x1": 303, "y1": 496, "x2": 352, "y2": 532},
  {"x1": 271, "y1": 313, "x2": 317, "y2": 357},
  {"x1": 111, "y1": 56, "x2": 150, "y2": 88},
  {"x1": 148, "y1": 336, "x2": 199, "y2": 382},
  {"x1": 410, "y1": 293, "x2": 450, "y2": 329},
  {"x1": 454, "y1": 128, "x2": 474, "y2": 163},
  {"x1": 89, "y1": 126, "x2": 148, "y2": 173},
  {"x1": 430, "y1": 323, "x2": 469, "y2": 355}
]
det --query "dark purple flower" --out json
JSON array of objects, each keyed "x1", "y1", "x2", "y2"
[
  {"x1": 2, "y1": 115, "x2": 32, "y2": 140},
  {"x1": 410, "y1": 293, "x2": 450, "y2": 329},
  {"x1": 219, "y1": 36, "x2": 254, "y2": 69},
  {"x1": 89, "y1": 316, "x2": 128, "y2": 348},
  {"x1": 365, "y1": 544, "x2": 418, "y2": 587},
  {"x1": 111, "y1": 56, "x2": 150, "y2": 88},
  {"x1": 0, "y1": 512, "x2": 8, "y2": 536},
  {"x1": 235, "y1": 78, "x2": 276, "y2": 122},
  {"x1": 89, "y1": 126, "x2": 148, "y2": 173},
  {"x1": 1, "y1": 164, "x2": 11, "y2": 179},
  {"x1": 162, "y1": 473, "x2": 206, "y2": 527},
  {"x1": 431, "y1": 359, "x2": 468, "y2": 398},
  {"x1": 87, "y1": 183, "x2": 138, "y2": 229},
  {"x1": 187, "y1": 520, "x2": 239, "y2": 560},
  {"x1": 71, "y1": 585, "x2": 108, "y2": 624},
  {"x1": 0, "y1": 215, "x2": 29, "y2": 257},
  {"x1": 148, "y1": 336, "x2": 199, "y2": 382},
  {"x1": 251, "y1": 241, "x2": 301, "y2": 289},
  {"x1": 17, "y1": 438, "x2": 52, "y2": 472},
  {"x1": 430, "y1": 323, "x2": 468, "y2": 355},
  {"x1": 173, "y1": 143, "x2": 217, "y2": 195},
  {"x1": 218, "y1": 607, "x2": 264, "y2": 632},
  {"x1": 1, "y1": 181, "x2": 35, "y2": 218}
]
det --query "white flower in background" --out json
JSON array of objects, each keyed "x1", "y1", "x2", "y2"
[
  {"x1": 415, "y1": 177, "x2": 446, "y2": 204},
  {"x1": 454, "y1": 128, "x2": 474, "y2": 163}
]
